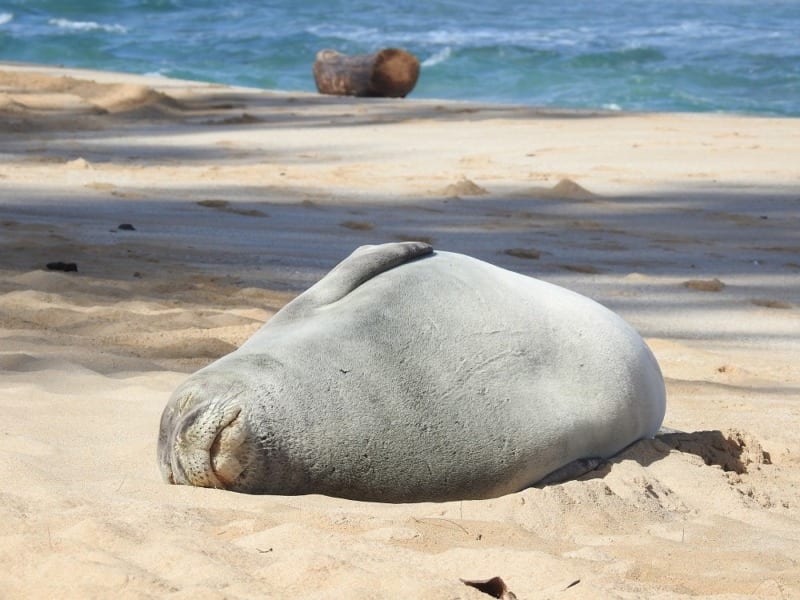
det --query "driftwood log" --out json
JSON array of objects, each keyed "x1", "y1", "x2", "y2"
[{"x1": 312, "y1": 48, "x2": 420, "y2": 98}]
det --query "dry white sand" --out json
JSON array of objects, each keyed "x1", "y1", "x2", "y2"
[{"x1": 1, "y1": 63, "x2": 799, "y2": 599}]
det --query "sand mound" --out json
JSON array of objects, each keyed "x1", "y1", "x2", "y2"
[
  {"x1": 440, "y1": 176, "x2": 488, "y2": 197},
  {"x1": 0, "y1": 70, "x2": 185, "y2": 123},
  {"x1": 549, "y1": 178, "x2": 597, "y2": 199},
  {"x1": 658, "y1": 429, "x2": 771, "y2": 474},
  {"x1": 526, "y1": 178, "x2": 598, "y2": 200},
  {"x1": 90, "y1": 83, "x2": 185, "y2": 115}
]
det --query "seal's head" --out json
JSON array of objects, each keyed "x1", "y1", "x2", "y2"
[{"x1": 157, "y1": 366, "x2": 261, "y2": 492}]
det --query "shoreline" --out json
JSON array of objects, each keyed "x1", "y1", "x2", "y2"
[
  {"x1": 6, "y1": 60, "x2": 800, "y2": 122},
  {"x1": 1, "y1": 63, "x2": 799, "y2": 598},
  {"x1": 4, "y1": 59, "x2": 799, "y2": 119}
]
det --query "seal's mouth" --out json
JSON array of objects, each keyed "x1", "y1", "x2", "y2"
[{"x1": 166, "y1": 404, "x2": 249, "y2": 490}]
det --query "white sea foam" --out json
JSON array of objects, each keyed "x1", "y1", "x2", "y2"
[
  {"x1": 308, "y1": 23, "x2": 585, "y2": 50},
  {"x1": 421, "y1": 47, "x2": 452, "y2": 67},
  {"x1": 49, "y1": 18, "x2": 127, "y2": 34},
  {"x1": 306, "y1": 23, "x2": 379, "y2": 42},
  {"x1": 1, "y1": 1, "x2": 792, "y2": 116}
]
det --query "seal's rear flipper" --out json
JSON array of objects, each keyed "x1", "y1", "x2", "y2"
[
  {"x1": 328, "y1": 242, "x2": 433, "y2": 301},
  {"x1": 274, "y1": 242, "x2": 433, "y2": 321},
  {"x1": 656, "y1": 425, "x2": 684, "y2": 436},
  {"x1": 533, "y1": 457, "x2": 607, "y2": 487}
]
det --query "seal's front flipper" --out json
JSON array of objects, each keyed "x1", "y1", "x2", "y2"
[{"x1": 275, "y1": 242, "x2": 433, "y2": 321}]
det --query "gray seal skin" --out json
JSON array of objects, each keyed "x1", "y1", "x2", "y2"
[{"x1": 158, "y1": 242, "x2": 666, "y2": 503}]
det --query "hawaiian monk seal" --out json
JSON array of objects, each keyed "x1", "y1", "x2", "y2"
[{"x1": 158, "y1": 242, "x2": 665, "y2": 502}]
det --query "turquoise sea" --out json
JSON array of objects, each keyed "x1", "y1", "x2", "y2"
[{"x1": 1, "y1": 1, "x2": 799, "y2": 115}]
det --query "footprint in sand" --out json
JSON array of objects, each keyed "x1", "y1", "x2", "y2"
[
  {"x1": 504, "y1": 248, "x2": 541, "y2": 260},
  {"x1": 86, "y1": 182, "x2": 115, "y2": 191},
  {"x1": 561, "y1": 264, "x2": 601, "y2": 274},
  {"x1": 458, "y1": 154, "x2": 494, "y2": 169},
  {"x1": 683, "y1": 278, "x2": 725, "y2": 292},
  {"x1": 85, "y1": 182, "x2": 146, "y2": 200},
  {"x1": 203, "y1": 112, "x2": 261, "y2": 125},
  {"x1": 196, "y1": 199, "x2": 268, "y2": 218},
  {"x1": 339, "y1": 220, "x2": 375, "y2": 231},
  {"x1": 751, "y1": 298, "x2": 792, "y2": 309},
  {"x1": 111, "y1": 189, "x2": 146, "y2": 200}
]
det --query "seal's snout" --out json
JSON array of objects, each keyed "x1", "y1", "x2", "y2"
[
  {"x1": 209, "y1": 409, "x2": 249, "y2": 487},
  {"x1": 165, "y1": 401, "x2": 250, "y2": 490}
]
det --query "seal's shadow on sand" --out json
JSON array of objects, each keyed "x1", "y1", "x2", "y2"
[{"x1": 537, "y1": 429, "x2": 772, "y2": 488}]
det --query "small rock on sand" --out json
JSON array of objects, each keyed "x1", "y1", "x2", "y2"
[{"x1": 46, "y1": 262, "x2": 78, "y2": 272}]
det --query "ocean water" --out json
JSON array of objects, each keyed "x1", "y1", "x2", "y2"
[{"x1": 1, "y1": 0, "x2": 799, "y2": 115}]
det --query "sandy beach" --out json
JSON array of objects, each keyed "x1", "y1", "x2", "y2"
[{"x1": 1, "y1": 63, "x2": 799, "y2": 598}]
